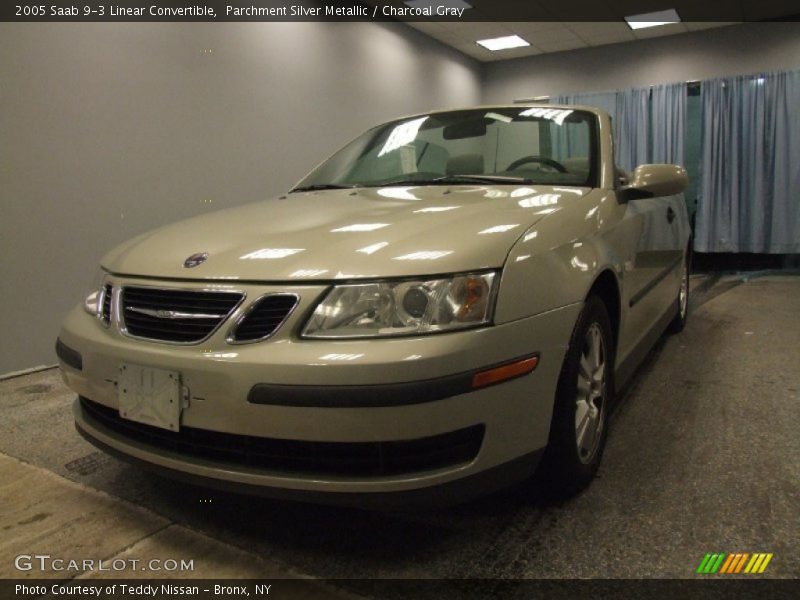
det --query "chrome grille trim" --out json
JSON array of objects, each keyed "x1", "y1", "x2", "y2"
[
  {"x1": 226, "y1": 293, "x2": 300, "y2": 344},
  {"x1": 120, "y1": 285, "x2": 245, "y2": 345},
  {"x1": 99, "y1": 283, "x2": 113, "y2": 327},
  {"x1": 126, "y1": 307, "x2": 226, "y2": 320}
]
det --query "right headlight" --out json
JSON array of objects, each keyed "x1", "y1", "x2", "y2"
[{"x1": 302, "y1": 271, "x2": 498, "y2": 339}]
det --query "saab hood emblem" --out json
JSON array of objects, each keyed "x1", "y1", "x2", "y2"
[{"x1": 183, "y1": 252, "x2": 208, "y2": 268}]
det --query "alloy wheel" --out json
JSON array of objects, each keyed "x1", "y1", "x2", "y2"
[
  {"x1": 679, "y1": 262, "x2": 689, "y2": 319},
  {"x1": 575, "y1": 323, "x2": 606, "y2": 465}
]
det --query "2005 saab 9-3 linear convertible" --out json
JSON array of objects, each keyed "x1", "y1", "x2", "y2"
[{"x1": 57, "y1": 105, "x2": 690, "y2": 506}]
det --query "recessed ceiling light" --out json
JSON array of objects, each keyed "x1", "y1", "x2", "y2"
[
  {"x1": 476, "y1": 35, "x2": 530, "y2": 52},
  {"x1": 625, "y1": 8, "x2": 681, "y2": 30}
]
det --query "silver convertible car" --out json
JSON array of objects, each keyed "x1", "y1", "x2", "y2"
[{"x1": 57, "y1": 105, "x2": 690, "y2": 506}]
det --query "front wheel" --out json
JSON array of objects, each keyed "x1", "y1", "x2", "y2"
[{"x1": 540, "y1": 295, "x2": 614, "y2": 499}]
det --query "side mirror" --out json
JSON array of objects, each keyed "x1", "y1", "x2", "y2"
[{"x1": 619, "y1": 164, "x2": 688, "y2": 201}]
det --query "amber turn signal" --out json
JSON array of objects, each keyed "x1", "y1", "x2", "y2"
[{"x1": 472, "y1": 355, "x2": 539, "y2": 389}]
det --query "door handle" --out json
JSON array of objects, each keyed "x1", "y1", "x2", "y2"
[{"x1": 667, "y1": 207, "x2": 676, "y2": 224}]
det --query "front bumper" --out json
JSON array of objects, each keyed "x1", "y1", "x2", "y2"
[{"x1": 59, "y1": 276, "x2": 581, "y2": 504}]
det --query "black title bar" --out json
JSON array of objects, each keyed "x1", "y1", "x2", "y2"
[{"x1": 3, "y1": 1, "x2": 800, "y2": 22}]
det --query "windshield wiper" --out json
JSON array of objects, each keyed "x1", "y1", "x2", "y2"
[
  {"x1": 370, "y1": 175, "x2": 534, "y2": 187},
  {"x1": 299, "y1": 175, "x2": 535, "y2": 190},
  {"x1": 432, "y1": 174, "x2": 534, "y2": 185},
  {"x1": 290, "y1": 183, "x2": 359, "y2": 193}
]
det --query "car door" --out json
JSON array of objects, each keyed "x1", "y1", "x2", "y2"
[{"x1": 614, "y1": 188, "x2": 685, "y2": 361}]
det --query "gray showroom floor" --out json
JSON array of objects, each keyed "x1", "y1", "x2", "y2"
[{"x1": 1, "y1": 273, "x2": 798, "y2": 591}]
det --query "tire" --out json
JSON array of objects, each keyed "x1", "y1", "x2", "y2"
[
  {"x1": 667, "y1": 249, "x2": 691, "y2": 334},
  {"x1": 540, "y1": 295, "x2": 614, "y2": 500}
]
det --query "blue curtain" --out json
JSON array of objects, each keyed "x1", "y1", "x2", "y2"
[
  {"x1": 615, "y1": 88, "x2": 650, "y2": 173},
  {"x1": 651, "y1": 83, "x2": 686, "y2": 165},
  {"x1": 695, "y1": 70, "x2": 800, "y2": 253},
  {"x1": 553, "y1": 91, "x2": 617, "y2": 119},
  {"x1": 552, "y1": 91, "x2": 617, "y2": 160},
  {"x1": 555, "y1": 89, "x2": 663, "y2": 174}
]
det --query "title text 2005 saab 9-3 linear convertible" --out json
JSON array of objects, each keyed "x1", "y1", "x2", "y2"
[{"x1": 56, "y1": 105, "x2": 690, "y2": 507}]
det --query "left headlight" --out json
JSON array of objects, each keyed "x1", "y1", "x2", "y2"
[{"x1": 302, "y1": 271, "x2": 498, "y2": 339}]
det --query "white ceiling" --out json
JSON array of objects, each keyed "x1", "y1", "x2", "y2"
[
  {"x1": 363, "y1": 0, "x2": 799, "y2": 63},
  {"x1": 406, "y1": 20, "x2": 736, "y2": 62}
]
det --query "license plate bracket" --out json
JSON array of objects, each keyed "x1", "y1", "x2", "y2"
[{"x1": 117, "y1": 363, "x2": 182, "y2": 432}]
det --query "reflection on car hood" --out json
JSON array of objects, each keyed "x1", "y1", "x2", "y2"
[{"x1": 102, "y1": 185, "x2": 591, "y2": 281}]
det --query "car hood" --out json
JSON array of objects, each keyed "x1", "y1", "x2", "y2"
[{"x1": 102, "y1": 185, "x2": 590, "y2": 281}]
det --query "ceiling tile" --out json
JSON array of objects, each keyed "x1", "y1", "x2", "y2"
[
  {"x1": 406, "y1": 21, "x2": 447, "y2": 35},
  {"x1": 419, "y1": 29, "x2": 463, "y2": 45},
  {"x1": 491, "y1": 46, "x2": 546, "y2": 60},
  {"x1": 500, "y1": 21, "x2": 567, "y2": 35},
  {"x1": 451, "y1": 42, "x2": 498, "y2": 61},
  {"x1": 668, "y1": 1, "x2": 744, "y2": 21},
  {"x1": 581, "y1": 30, "x2": 637, "y2": 45},
  {"x1": 535, "y1": 38, "x2": 590, "y2": 53},
  {"x1": 438, "y1": 21, "x2": 515, "y2": 42},
  {"x1": 402, "y1": 7, "x2": 786, "y2": 64},
  {"x1": 684, "y1": 22, "x2": 738, "y2": 32},
  {"x1": 517, "y1": 27, "x2": 583, "y2": 46},
  {"x1": 631, "y1": 22, "x2": 689, "y2": 39},
  {"x1": 564, "y1": 21, "x2": 632, "y2": 36}
]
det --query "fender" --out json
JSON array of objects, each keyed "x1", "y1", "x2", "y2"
[{"x1": 494, "y1": 188, "x2": 624, "y2": 324}]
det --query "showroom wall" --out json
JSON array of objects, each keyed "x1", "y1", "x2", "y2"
[
  {"x1": 0, "y1": 22, "x2": 481, "y2": 374},
  {"x1": 483, "y1": 23, "x2": 800, "y2": 101}
]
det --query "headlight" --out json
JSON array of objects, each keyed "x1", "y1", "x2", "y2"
[{"x1": 302, "y1": 271, "x2": 498, "y2": 338}]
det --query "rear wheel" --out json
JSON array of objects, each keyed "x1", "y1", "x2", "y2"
[
  {"x1": 541, "y1": 295, "x2": 614, "y2": 499},
  {"x1": 668, "y1": 250, "x2": 690, "y2": 333}
]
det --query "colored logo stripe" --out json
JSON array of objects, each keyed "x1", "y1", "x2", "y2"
[
  {"x1": 720, "y1": 553, "x2": 748, "y2": 573},
  {"x1": 745, "y1": 553, "x2": 774, "y2": 574},
  {"x1": 719, "y1": 554, "x2": 736, "y2": 573},
  {"x1": 698, "y1": 552, "x2": 773, "y2": 574},
  {"x1": 697, "y1": 553, "x2": 726, "y2": 574}
]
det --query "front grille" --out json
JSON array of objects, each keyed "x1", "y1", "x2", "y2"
[
  {"x1": 101, "y1": 284, "x2": 112, "y2": 324},
  {"x1": 80, "y1": 397, "x2": 484, "y2": 477},
  {"x1": 121, "y1": 287, "x2": 243, "y2": 343},
  {"x1": 231, "y1": 294, "x2": 299, "y2": 342}
]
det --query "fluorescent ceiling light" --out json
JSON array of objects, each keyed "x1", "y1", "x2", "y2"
[
  {"x1": 485, "y1": 112, "x2": 513, "y2": 123},
  {"x1": 319, "y1": 353, "x2": 364, "y2": 361},
  {"x1": 378, "y1": 117, "x2": 427, "y2": 157},
  {"x1": 413, "y1": 206, "x2": 459, "y2": 213},
  {"x1": 331, "y1": 223, "x2": 389, "y2": 232},
  {"x1": 393, "y1": 251, "x2": 453, "y2": 261},
  {"x1": 478, "y1": 224, "x2": 520, "y2": 235},
  {"x1": 239, "y1": 248, "x2": 304, "y2": 260},
  {"x1": 356, "y1": 242, "x2": 389, "y2": 255},
  {"x1": 476, "y1": 35, "x2": 530, "y2": 52},
  {"x1": 625, "y1": 8, "x2": 681, "y2": 30},
  {"x1": 289, "y1": 269, "x2": 328, "y2": 278}
]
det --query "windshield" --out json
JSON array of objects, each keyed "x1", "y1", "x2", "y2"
[{"x1": 294, "y1": 107, "x2": 598, "y2": 191}]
